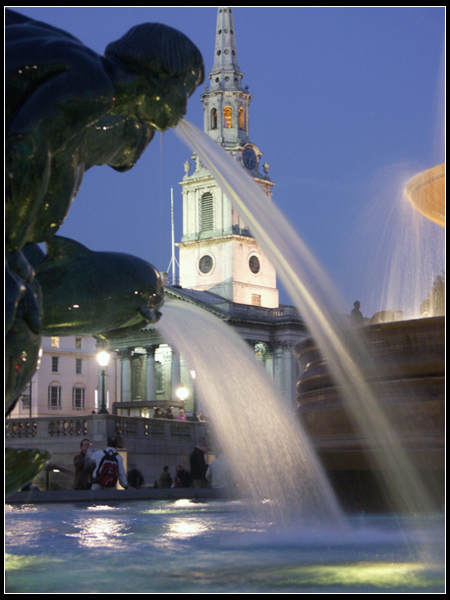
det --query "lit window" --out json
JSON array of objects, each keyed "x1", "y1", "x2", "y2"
[
  {"x1": 239, "y1": 107, "x2": 245, "y2": 129},
  {"x1": 224, "y1": 106, "x2": 232, "y2": 128},
  {"x1": 51, "y1": 337, "x2": 59, "y2": 348}
]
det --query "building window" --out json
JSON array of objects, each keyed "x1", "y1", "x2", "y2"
[
  {"x1": 251, "y1": 294, "x2": 262, "y2": 306},
  {"x1": 224, "y1": 106, "x2": 232, "y2": 128},
  {"x1": 51, "y1": 337, "x2": 59, "y2": 348},
  {"x1": 200, "y1": 192, "x2": 214, "y2": 232},
  {"x1": 210, "y1": 108, "x2": 217, "y2": 129},
  {"x1": 48, "y1": 386, "x2": 61, "y2": 408},
  {"x1": 72, "y1": 386, "x2": 85, "y2": 409},
  {"x1": 52, "y1": 357, "x2": 59, "y2": 373},
  {"x1": 21, "y1": 383, "x2": 31, "y2": 409},
  {"x1": 76, "y1": 358, "x2": 82, "y2": 375},
  {"x1": 239, "y1": 107, "x2": 245, "y2": 130},
  {"x1": 75, "y1": 337, "x2": 82, "y2": 349}
]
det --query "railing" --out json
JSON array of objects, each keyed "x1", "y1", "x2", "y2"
[
  {"x1": 229, "y1": 303, "x2": 301, "y2": 321},
  {"x1": 6, "y1": 415, "x2": 208, "y2": 445},
  {"x1": 5, "y1": 420, "x2": 38, "y2": 438},
  {"x1": 5, "y1": 418, "x2": 88, "y2": 439},
  {"x1": 114, "y1": 416, "x2": 204, "y2": 440}
]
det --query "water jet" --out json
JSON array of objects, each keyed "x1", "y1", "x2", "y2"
[
  {"x1": 5, "y1": 8, "x2": 445, "y2": 593},
  {"x1": 296, "y1": 163, "x2": 445, "y2": 512},
  {"x1": 176, "y1": 119, "x2": 444, "y2": 517}
]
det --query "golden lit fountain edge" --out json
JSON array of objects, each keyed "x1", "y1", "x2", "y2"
[
  {"x1": 295, "y1": 164, "x2": 445, "y2": 511},
  {"x1": 405, "y1": 162, "x2": 445, "y2": 227}
]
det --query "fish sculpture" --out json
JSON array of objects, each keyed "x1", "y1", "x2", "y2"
[{"x1": 28, "y1": 236, "x2": 164, "y2": 338}]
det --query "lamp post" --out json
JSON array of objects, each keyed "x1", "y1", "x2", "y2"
[{"x1": 97, "y1": 350, "x2": 110, "y2": 414}]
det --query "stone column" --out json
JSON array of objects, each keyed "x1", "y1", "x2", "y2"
[
  {"x1": 265, "y1": 342, "x2": 274, "y2": 381},
  {"x1": 145, "y1": 346, "x2": 157, "y2": 404},
  {"x1": 119, "y1": 349, "x2": 132, "y2": 404},
  {"x1": 282, "y1": 341, "x2": 294, "y2": 408},
  {"x1": 171, "y1": 347, "x2": 181, "y2": 402},
  {"x1": 273, "y1": 342, "x2": 284, "y2": 397},
  {"x1": 131, "y1": 354, "x2": 145, "y2": 401},
  {"x1": 97, "y1": 367, "x2": 104, "y2": 413}
]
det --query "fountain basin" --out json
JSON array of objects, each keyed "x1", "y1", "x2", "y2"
[
  {"x1": 5, "y1": 499, "x2": 445, "y2": 593},
  {"x1": 405, "y1": 163, "x2": 445, "y2": 226},
  {"x1": 295, "y1": 317, "x2": 445, "y2": 510}
]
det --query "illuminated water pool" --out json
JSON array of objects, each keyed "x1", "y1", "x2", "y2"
[{"x1": 5, "y1": 500, "x2": 445, "y2": 593}]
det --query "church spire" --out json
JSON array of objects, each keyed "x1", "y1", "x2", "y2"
[
  {"x1": 201, "y1": 7, "x2": 251, "y2": 146},
  {"x1": 210, "y1": 7, "x2": 243, "y2": 92},
  {"x1": 179, "y1": 6, "x2": 278, "y2": 309}
]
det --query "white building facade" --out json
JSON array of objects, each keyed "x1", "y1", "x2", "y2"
[{"x1": 8, "y1": 335, "x2": 118, "y2": 418}]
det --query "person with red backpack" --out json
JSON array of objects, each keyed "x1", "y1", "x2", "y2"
[{"x1": 91, "y1": 435, "x2": 129, "y2": 490}]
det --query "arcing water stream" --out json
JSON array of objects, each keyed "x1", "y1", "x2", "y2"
[
  {"x1": 174, "y1": 119, "x2": 436, "y2": 517},
  {"x1": 158, "y1": 298, "x2": 344, "y2": 528}
]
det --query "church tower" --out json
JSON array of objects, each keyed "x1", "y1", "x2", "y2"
[{"x1": 178, "y1": 7, "x2": 278, "y2": 308}]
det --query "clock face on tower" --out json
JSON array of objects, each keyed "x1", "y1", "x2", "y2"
[
  {"x1": 199, "y1": 255, "x2": 213, "y2": 274},
  {"x1": 249, "y1": 255, "x2": 260, "y2": 274},
  {"x1": 242, "y1": 146, "x2": 257, "y2": 170}
]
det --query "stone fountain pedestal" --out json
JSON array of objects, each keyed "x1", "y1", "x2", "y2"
[{"x1": 295, "y1": 316, "x2": 445, "y2": 511}]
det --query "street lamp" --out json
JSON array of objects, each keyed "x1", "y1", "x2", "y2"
[
  {"x1": 175, "y1": 384, "x2": 189, "y2": 403},
  {"x1": 97, "y1": 350, "x2": 110, "y2": 414}
]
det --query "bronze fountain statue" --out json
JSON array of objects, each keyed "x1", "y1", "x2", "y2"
[{"x1": 5, "y1": 8, "x2": 204, "y2": 492}]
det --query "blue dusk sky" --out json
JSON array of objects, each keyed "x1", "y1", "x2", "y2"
[{"x1": 6, "y1": 6, "x2": 445, "y2": 317}]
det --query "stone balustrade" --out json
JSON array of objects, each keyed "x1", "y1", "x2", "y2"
[
  {"x1": 5, "y1": 415, "x2": 207, "y2": 442},
  {"x1": 6, "y1": 414, "x2": 209, "y2": 490}
]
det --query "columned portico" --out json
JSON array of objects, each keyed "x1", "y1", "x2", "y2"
[{"x1": 111, "y1": 337, "x2": 190, "y2": 416}]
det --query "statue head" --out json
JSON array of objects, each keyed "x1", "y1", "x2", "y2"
[{"x1": 105, "y1": 22, "x2": 204, "y2": 130}]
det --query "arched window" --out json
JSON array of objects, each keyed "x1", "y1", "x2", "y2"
[
  {"x1": 200, "y1": 192, "x2": 214, "y2": 232},
  {"x1": 210, "y1": 108, "x2": 217, "y2": 129},
  {"x1": 224, "y1": 106, "x2": 232, "y2": 128},
  {"x1": 239, "y1": 107, "x2": 245, "y2": 130}
]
